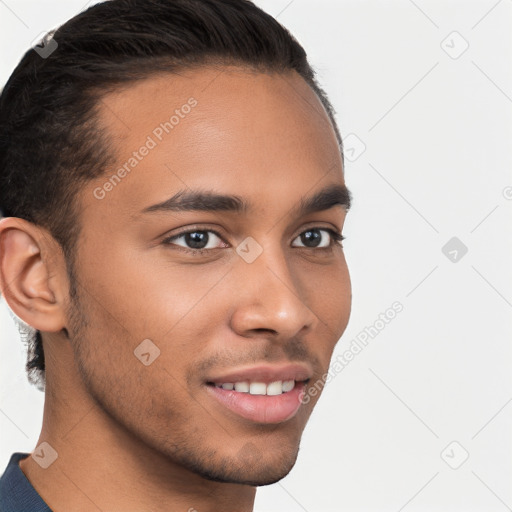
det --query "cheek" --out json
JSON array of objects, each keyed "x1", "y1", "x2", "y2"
[
  {"x1": 328, "y1": 264, "x2": 351, "y2": 334},
  {"x1": 76, "y1": 235, "x2": 227, "y2": 343},
  {"x1": 69, "y1": 289, "x2": 194, "y2": 445},
  {"x1": 305, "y1": 258, "x2": 351, "y2": 367},
  {"x1": 302, "y1": 255, "x2": 352, "y2": 320},
  {"x1": 68, "y1": 247, "x2": 230, "y2": 428}
]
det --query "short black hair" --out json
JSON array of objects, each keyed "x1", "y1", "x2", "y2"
[{"x1": 0, "y1": 0, "x2": 343, "y2": 390}]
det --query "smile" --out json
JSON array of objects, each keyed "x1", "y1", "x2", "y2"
[{"x1": 204, "y1": 363, "x2": 312, "y2": 424}]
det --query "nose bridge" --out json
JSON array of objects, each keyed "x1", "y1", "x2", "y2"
[{"x1": 230, "y1": 236, "x2": 318, "y2": 336}]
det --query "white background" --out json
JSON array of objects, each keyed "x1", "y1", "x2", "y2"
[{"x1": 1, "y1": 1, "x2": 511, "y2": 510}]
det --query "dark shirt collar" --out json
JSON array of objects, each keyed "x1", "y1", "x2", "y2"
[{"x1": 0, "y1": 452, "x2": 53, "y2": 512}]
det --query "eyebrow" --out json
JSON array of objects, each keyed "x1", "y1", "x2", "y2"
[{"x1": 141, "y1": 183, "x2": 351, "y2": 216}]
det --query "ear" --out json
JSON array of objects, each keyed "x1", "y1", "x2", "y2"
[{"x1": 0, "y1": 217, "x2": 68, "y2": 333}]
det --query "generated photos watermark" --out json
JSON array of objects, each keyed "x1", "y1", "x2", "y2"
[
  {"x1": 93, "y1": 97, "x2": 198, "y2": 200},
  {"x1": 300, "y1": 301, "x2": 404, "y2": 404}
]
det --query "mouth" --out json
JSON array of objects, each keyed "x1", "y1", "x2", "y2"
[{"x1": 204, "y1": 364, "x2": 312, "y2": 424}]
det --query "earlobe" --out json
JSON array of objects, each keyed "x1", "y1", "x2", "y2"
[{"x1": 0, "y1": 217, "x2": 68, "y2": 333}]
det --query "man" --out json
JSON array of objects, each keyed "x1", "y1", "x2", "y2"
[{"x1": 0, "y1": 0, "x2": 351, "y2": 510}]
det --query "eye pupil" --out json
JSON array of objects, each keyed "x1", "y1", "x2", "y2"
[
  {"x1": 186, "y1": 231, "x2": 208, "y2": 249},
  {"x1": 301, "y1": 229, "x2": 321, "y2": 248}
]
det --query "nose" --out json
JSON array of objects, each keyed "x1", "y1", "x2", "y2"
[{"x1": 229, "y1": 242, "x2": 319, "y2": 341}]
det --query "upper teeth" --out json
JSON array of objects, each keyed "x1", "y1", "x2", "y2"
[{"x1": 215, "y1": 380, "x2": 295, "y2": 395}]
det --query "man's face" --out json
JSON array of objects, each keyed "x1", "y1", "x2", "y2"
[{"x1": 67, "y1": 66, "x2": 351, "y2": 485}]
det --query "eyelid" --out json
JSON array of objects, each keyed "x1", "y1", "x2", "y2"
[{"x1": 292, "y1": 221, "x2": 343, "y2": 239}]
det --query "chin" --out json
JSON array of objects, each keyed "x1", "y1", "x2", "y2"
[{"x1": 175, "y1": 440, "x2": 301, "y2": 486}]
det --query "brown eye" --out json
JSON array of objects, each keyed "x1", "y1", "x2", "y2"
[
  {"x1": 162, "y1": 229, "x2": 226, "y2": 252},
  {"x1": 292, "y1": 228, "x2": 344, "y2": 249},
  {"x1": 180, "y1": 231, "x2": 210, "y2": 249}
]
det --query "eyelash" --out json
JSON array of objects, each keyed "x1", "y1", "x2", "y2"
[{"x1": 161, "y1": 227, "x2": 345, "y2": 256}]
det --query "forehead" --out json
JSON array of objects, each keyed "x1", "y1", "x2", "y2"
[{"x1": 87, "y1": 66, "x2": 344, "y2": 217}]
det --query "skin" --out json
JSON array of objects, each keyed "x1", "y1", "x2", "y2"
[{"x1": 0, "y1": 66, "x2": 351, "y2": 512}]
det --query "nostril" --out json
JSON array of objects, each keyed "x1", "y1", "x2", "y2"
[{"x1": 252, "y1": 328, "x2": 277, "y2": 335}]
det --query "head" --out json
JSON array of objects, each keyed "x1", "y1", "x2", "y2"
[{"x1": 0, "y1": 0, "x2": 351, "y2": 486}]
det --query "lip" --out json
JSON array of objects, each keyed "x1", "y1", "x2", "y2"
[
  {"x1": 205, "y1": 363, "x2": 313, "y2": 385},
  {"x1": 205, "y1": 380, "x2": 307, "y2": 424},
  {"x1": 204, "y1": 363, "x2": 312, "y2": 424}
]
